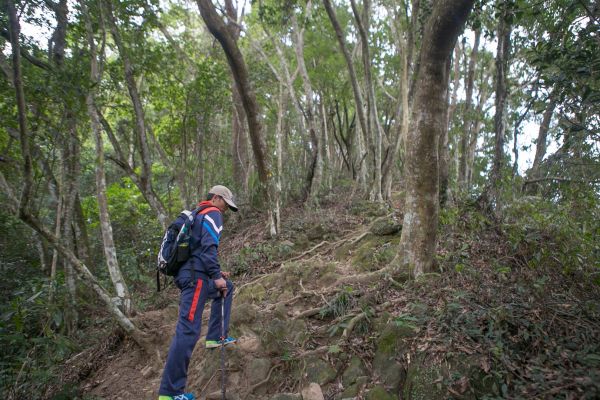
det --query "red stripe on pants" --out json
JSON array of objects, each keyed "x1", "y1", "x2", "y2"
[{"x1": 188, "y1": 279, "x2": 203, "y2": 321}]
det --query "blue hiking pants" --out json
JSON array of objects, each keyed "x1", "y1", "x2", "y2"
[{"x1": 159, "y1": 277, "x2": 234, "y2": 396}]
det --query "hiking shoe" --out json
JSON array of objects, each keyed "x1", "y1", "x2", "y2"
[
  {"x1": 205, "y1": 336, "x2": 237, "y2": 349},
  {"x1": 158, "y1": 394, "x2": 195, "y2": 400}
]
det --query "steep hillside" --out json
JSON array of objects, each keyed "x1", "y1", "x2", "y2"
[{"x1": 60, "y1": 197, "x2": 600, "y2": 400}]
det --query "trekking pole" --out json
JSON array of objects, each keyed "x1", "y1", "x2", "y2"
[{"x1": 220, "y1": 289, "x2": 226, "y2": 400}]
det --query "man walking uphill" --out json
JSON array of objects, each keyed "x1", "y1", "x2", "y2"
[{"x1": 159, "y1": 185, "x2": 238, "y2": 400}]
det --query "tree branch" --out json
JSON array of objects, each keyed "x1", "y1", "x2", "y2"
[{"x1": 0, "y1": 28, "x2": 53, "y2": 71}]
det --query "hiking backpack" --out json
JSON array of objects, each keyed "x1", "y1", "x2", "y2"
[{"x1": 156, "y1": 205, "x2": 220, "y2": 291}]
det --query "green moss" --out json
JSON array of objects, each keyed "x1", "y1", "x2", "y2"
[
  {"x1": 350, "y1": 200, "x2": 389, "y2": 217},
  {"x1": 281, "y1": 261, "x2": 315, "y2": 286},
  {"x1": 342, "y1": 356, "x2": 367, "y2": 386},
  {"x1": 261, "y1": 318, "x2": 307, "y2": 356},
  {"x1": 305, "y1": 357, "x2": 337, "y2": 385},
  {"x1": 236, "y1": 283, "x2": 267, "y2": 303},
  {"x1": 365, "y1": 385, "x2": 398, "y2": 400},
  {"x1": 403, "y1": 360, "x2": 445, "y2": 400},
  {"x1": 351, "y1": 236, "x2": 400, "y2": 272}
]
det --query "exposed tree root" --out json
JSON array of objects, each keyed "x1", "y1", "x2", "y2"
[
  {"x1": 235, "y1": 273, "x2": 273, "y2": 294},
  {"x1": 288, "y1": 240, "x2": 328, "y2": 262},
  {"x1": 244, "y1": 363, "x2": 281, "y2": 399},
  {"x1": 293, "y1": 307, "x2": 322, "y2": 320},
  {"x1": 342, "y1": 311, "x2": 368, "y2": 338}
]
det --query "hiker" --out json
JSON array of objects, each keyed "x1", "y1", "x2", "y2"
[{"x1": 158, "y1": 185, "x2": 238, "y2": 400}]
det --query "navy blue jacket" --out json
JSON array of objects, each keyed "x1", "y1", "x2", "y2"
[{"x1": 179, "y1": 202, "x2": 223, "y2": 281}]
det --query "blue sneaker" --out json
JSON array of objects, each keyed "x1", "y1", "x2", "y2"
[
  {"x1": 205, "y1": 336, "x2": 237, "y2": 349},
  {"x1": 158, "y1": 394, "x2": 195, "y2": 400}
]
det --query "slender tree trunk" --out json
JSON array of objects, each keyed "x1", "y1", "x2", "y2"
[
  {"x1": 489, "y1": 1, "x2": 511, "y2": 207},
  {"x1": 321, "y1": 99, "x2": 333, "y2": 191},
  {"x1": 5, "y1": 0, "x2": 33, "y2": 215},
  {"x1": 291, "y1": 10, "x2": 323, "y2": 204},
  {"x1": 531, "y1": 95, "x2": 556, "y2": 174},
  {"x1": 439, "y1": 56, "x2": 453, "y2": 207},
  {"x1": 197, "y1": 0, "x2": 278, "y2": 235},
  {"x1": 224, "y1": 0, "x2": 249, "y2": 202},
  {"x1": 274, "y1": 83, "x2": 288, "y2": 233},
  {"x1": 447, "y1": 42, "x2": 462, "y2": 194},
  {"x1": 61, "y1": 129, "x2": 81, "y2": 333},
  {"x1": 525, "y1": 94, "x2": 556, "y2": 193},
  {"x1": 83, "y1": 1, "x2": 132, "y2": 314},
  {"x1": 49, "y1": 192, "x2": 63, "y2": 303},
  {"x1": 466, "y1": 70, "x2": 491, "y2": 187},
  {"x1": 50, "y1": 0, "x2": 81, "y2": 333},
  {"x1": 396, "y1": 0, "x2": 474, "y2": 278},
  {"x1": 458, "y1": 28, "x2": 480, "y2": 191},
  {"x1": 105, "y1": 2, "x2": 170, "y2": 229},
  {"x1": 382, "y1": 29, "x2": 410, "y2": 200},
  {"x1": 194, "y1": 113, "x2": 206, "y2": 198},
  {"x1": 36, "y1": 236, "x2": 48, "y2": 272},
  {"x1": 90, "y1": 98, "x2": 132, "y2": 314},
  {"x1": 323, "y1": 0, "x2": 369, "y2": 192},
  {"x1": 350, "y1": 0, "x2": 383, "y2": 201},
  {"x1": 73, "y1": 196, "x2": 92, "y2": 267}
]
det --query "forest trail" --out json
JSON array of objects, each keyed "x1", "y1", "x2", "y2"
[{"x1": 60, "y1": 197, "x2": 600, "y2": 400}]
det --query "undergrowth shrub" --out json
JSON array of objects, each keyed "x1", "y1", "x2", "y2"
[
  {"x1": 502, "y1": 196, "x2": 599, "y2": 281},
  {"x1": 0, "y1": 276, "x2": 76, "y2": 398}
]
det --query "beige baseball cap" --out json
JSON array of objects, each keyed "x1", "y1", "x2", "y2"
[{"x1": 209, "y1": 185, "x2": 238, "y2": 212}]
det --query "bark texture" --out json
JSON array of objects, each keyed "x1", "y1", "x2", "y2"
[
  {"x1": 397, "y1": 0, "x2": 474, "y2": 277},
  {"x1": 458, "y1": 28, "x2": 480, "y2": 190},
  {"x1": 489, "y1": 2, "x2": 512, "y2": 205},
  {"x1": 197, "y1": 0, "x2": 278, "y2": 235}
]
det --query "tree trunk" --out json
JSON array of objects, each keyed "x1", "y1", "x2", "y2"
[
  {"x1": 382, "y1": 26, "x2": 410, "y2": 200},
  {"x1": 396, "y1": 0, "x2": 474, "y2": 278},
  {"x1": 525, "y1": 94, "x2": 556, "y2": 193},
  {"x1": 224, "y1": 0, "x2": 250, "y2": 202},
  {"x1": 74, "y1": 196, "x2": 92, "y2": 268},
  {"x1": 489, "y1": 2, "x2": 511, "y2": 207},
  {"x1": 105, "y1": 2, "x2": 170, "y2": 229},
  {"x1": 274, "y1": 83, "x2": 288, "y2": 234},
  {"x1": 458, "y1": 28, "x2": 480, "y2": 191},
  {"x1": 531, "y1": 95, "x2": 556, "y2": 174},
  {"x1": 197, "y1": 0, "x2": 278, "y2": 235},
  {"x1": 321, "y1": 99, "x2": 333, "y2": 191},
  {"x1": 83, "y1": 1, "x2": 133, "y2": 315},
  {"x1": 466, "y1": 71, "x2": 491, "y2": 187},
  {"x1": 61, "y1": 128, "x2": 81, "y2": 333},
  {"x1": 350, "y1": 0, "x2": 383, "y2": 201},
  {"x1": 5, "y1": 0, "x2": 33, "y2": 214},
  {"x1": 323, "y1": 0, "x2": 369, "y2": 192},
  {"x1": 291, "y1": 10, "x2": 323, "y2": 204},
  {"x1": 90, "y1": 97, "x2": 132, "y2": 314},
  {"x1": 438, "y1": 55, "x2": 453, "y2": 207}
]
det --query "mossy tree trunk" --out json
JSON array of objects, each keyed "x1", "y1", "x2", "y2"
[{"x1": 397, "y1": 0, "x2": 475, "y2": 278}]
